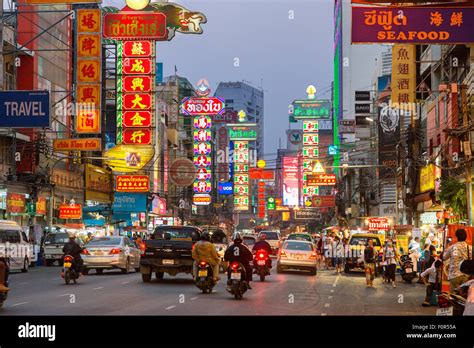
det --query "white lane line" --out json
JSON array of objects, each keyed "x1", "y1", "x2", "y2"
[
  {"x1": 120, "y1": 281, "x2": 130, "y2": 284},
  {"x1": 324, "y1": 303, "x2": 330, "y2": 308},
  {"x1": 18, "y1": 282, "x2": 28, "y2": 285},
  {"x1": 330, "y1": 289, "x2": 335, "y2": 293},
  {"x1": 11, "y1": 302, "x2": 28, "y2": 307},
  {"x1": 93, "y1": 287, "x2": 104, "y2": 290},
  {"x1": 190, "y1": 297, "x2": 198, "y2": 301},
  {"x1": 59, "y1": 294, "x2": 70, "y2": 297},
  {"x1": 321, "y1": 313, "x2": 327, "y2": 316},
  {"x1": 328, "y1": 296, "x2": 333, "y2": 300},
  {"x1": 165, "y1": 305, "x2": 176, "y2": 310},
  {"x1": 332, "y1": 283, "x2": 337, "y2": 287}
]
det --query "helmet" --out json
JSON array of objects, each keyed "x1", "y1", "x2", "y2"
[
  {"x1": 69, "y1": 234, "x2": 76, "y2": 241},
  {"x1": 259, "y1": 233, "x2": 267, "y2": 241},
  {"x1": 232, "y1": 232, "x2": 243, "y2": 243},
  {"x1": 200, "y1": 231, "x2": 211, "y2": 242}
]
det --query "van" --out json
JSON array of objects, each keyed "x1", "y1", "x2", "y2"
[
  {"x1": 43, "y1": 231, "x2": 74, "y2": 266},
  {"x1": 344, "y1": 233, "x2": 384, "y2": 274},
  {"x1": 0, "y1": 220, "x2": 33, "y2": 272}
]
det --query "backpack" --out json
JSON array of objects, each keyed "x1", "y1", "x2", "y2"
[{"x1": 364, "y1": 246, "x2": 375, "y2": 263}]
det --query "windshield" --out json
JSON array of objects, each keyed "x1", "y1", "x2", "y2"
[
  {"x1": 0, "y1": 230, "x2": 20, "y2": 243},
  {"x1": 287, "y1": 234, "x2": 312, "y2": 242},
  {"x1": 260, "y1": 231, "x2": 279, "y2": 240},
  {"x1": 243, "y1": 236, "x2": 256, "y2": 245},
  {"x1": 284, "y1": 241, "x2": 313, "y2": 251},
  {"x1": 153, "y1": 227, "x2": 200, "y2": 241},
  {"x1": 87, "y1": 237, "x2": 122, "y2": 246},
  {"x1": 44, "y1": 233, "x2": 70, "y2": 245},
  {"x1": 210, "y1": 230, "x2": 228, "y2": 244},
  {"x1": 350, "y1": 237, "x2": 381, "y2": 247}
]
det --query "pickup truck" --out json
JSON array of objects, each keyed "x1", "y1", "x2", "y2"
[{"x1": 139, "y1": 225, "x2": 201, "y2": 282}]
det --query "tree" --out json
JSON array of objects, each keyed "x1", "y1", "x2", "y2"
[{"x1": 439, "y1": 177, "x2": 467, "y2": 219}]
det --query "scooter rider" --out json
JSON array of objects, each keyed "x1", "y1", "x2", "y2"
[
  {"x1": 252, "y1": 234, "x2": 273, "y2": 269},
  {"x1": 62, "y1": 235, "x2": 84, "y2": 275},
  {"x1": 192, "y1": 231, "x2": 220, "y2": 282},
  {"x1": 224, "y1": 232, "x2": 254, "y2": 289}
]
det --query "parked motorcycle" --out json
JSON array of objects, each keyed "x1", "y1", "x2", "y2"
[
  {"x1": 61, "y1": 255, "x2": 79, "y2": 285},
  {"x1": 253, "y1": 249, "x2": 271, "y2": 282},
  {"x1": 227, "y1": 262, "x2": 248, "y2": 300},
  {"x1": 399, "y1": 254, "x2": 417, "y2": 283},
  {"x1": 195, "y1": 260, "x2": 216, "y2": 294}
]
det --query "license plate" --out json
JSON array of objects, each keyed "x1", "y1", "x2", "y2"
[
  {"x1": 95, "y1": 251, "x2": 104, "y2": 256},
  {"x1": 257, "y1": 260, "x2": 266, "y2": 265},
  {"x1": 198, "y1": 270, "x2": 208, "y2": 277},
  {"x1": 231, "y1": 272, "x2": 241, "y2": 280},
  {"x1": 64, "y1": 262, "x2": 72, "y2": 268},
  {"x1": 406, "y1": 268, "x2": 413, "y2": 273},
  {"x1": 162, "y1": 259, "x2": 174, "y2": 265},
  {"x1": 436, "y1": 307, "x2": 453, "y2": 316},
  {"x1": 291, "y1": 254, "x2": 303, "y2": 260}
]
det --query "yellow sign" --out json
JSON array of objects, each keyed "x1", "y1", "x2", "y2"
[
  {"x1": 257, "y1": 159, "x2": 266, "y2": 169},
  {"x1": 77, "y1": 9, "x2": 101, "y2": 33},
  {"x1": 420, "y1": 164, "x2": 435, "y2": 193},
  {"x1": 312, "y1": 160, "x2": 325, "y2": 173},
  {"x1": 396, "y1": 235, "x2": 409, "y2": 255},
  {"x1": 78, "y1": 34, "x2": 101, "y2": 57},
  {"x1": 282, "y1": 211, "x2": 290, "y2": 222},
  {"x1": 77, "y1": 59, "x2": 101, "y2": 83},
  {"x1": 53, "y1": 138, "x2": 101, "y2": 152},
  {"x1": 104, "y1": 145, "x2": 154, "y2": 173},
  {"x1": 76, "y1": 108, "x2": 101, "y2": 133},
  {"x1": 85, "y1": 164, "x2": 112, "y2": 203},
  {"x1": 391, "y1": 45, "x2": 416, "y2": 108},
  {"x1": 76, "y1": 84, "x2": 101, "y2": 107}
]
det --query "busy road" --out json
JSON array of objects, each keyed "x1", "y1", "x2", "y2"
[{"x1": 1, "y1": 265, "x2": 435, "y2": 316}]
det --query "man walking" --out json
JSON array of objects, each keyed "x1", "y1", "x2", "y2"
[
  {"x1": 443, "y1": 228, "x2": 472, "y2": 294},
  {"x1": 364, "y1": 239, "x2": 377, "y2": 288}
]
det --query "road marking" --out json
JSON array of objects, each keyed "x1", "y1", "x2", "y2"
[
  {"x1": 120, "y1": 281, "x2": 130, "y2": 284},
  {"x1": 59, "y1": 294, "x2": 70, "y2": 297},
  {"x1": 165, "y1": 305, "x2": 176, "y2": 310},
  {"x1": 190, "y1": 297, "x2": 198, "y2": 301},
  {"x1": 11, "y1": 302, "x2": 28, "y2": 307},
  {"x1": 324, "y1": 303, "x2": 330, "y2": 308},
  {"x1": 330, "y1": 289, "x2": 335, "y2": 293},
  {"x1": 321, "y1": 313, "x2": 327, "y2": 316},
  {"x1": 18, "y1": 282, "x2": 28, "y2": 285},
  {"x1": 332, "y1": 283, "x2": 337, "y2": 287},
  {"x1": 93, "y1": 287, "x2": 104, "y2": 290},
  {"x1": 328, "y1": 296, "x2": 333, "y2": 300}
]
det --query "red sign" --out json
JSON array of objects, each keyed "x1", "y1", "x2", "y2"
[
  {"x1": 123, "y1": 75, "x2": 153, "y2": 93},
  {"x1": 59, "y1": 204, "x2": 82, "y2": 219},
  {"x1": 122, "y1": 58, "x2": 153, "y2": 75},
  {"x1": 169, "y1": 158, "x2": 196, "y2": 187},
  {"x1": 181, "y1": 97, "x2": 225, "y2": 116},
  {"x1": 306, "y1": 173, "x2": 337, "y2": 186},
  {"x1": 311, "y1": 195, "x2": 336, "y2": 207},
  {"x1": 103, "y1": 13, "x2": 167, "y2": 40},
  {"x1": 122, "y1": 41, "x2": 153, "y2": 57},
  {"x1": 122, "y1": 128, "x2": 153, "y2": 145},
  {"x1": 368, "y1": 217, "x2": 390, "y2": 231},
  {"x1": 122, "y1": 111, "x2": 152, "y2": 128},
  {"x1": 250, "y1": 168, "x2": 275, "y2": 180},
  {"x1": 122, "y1": 93, "x2": 153, "y2": 110},
  {"x1": 116, "y1": 175, "x2": 149, "y2": 192},
  {"x1": 36, "y1": 197, "x2": 47, "y2": 215},
  {"x1": 6, "y1": 193, "x2": 25, "y2": 213}
]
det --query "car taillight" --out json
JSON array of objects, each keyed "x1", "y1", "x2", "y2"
[
  {"x1": 437, "y1": 294, "x2": 449, "y2": 307},
  {"x1": 81, "y1": 249, "x2": 90, "y2": 255},
  {"x1": 309, "y1": 252, "x2": 317, "y2": 260},
  {"x1": 109, "y1": 248, "x2": 122, "y2": 255},
  {"x1": 231, "y1": 262, "x2": 239, "y2": 270},
  {"x1": 139, "y1": 242, "x2": 146, "y2": 255},
  {"x1": 64, "y1": 255, "x2": 73, "y2": 262},
  {"x1": 280, "y1": 250, "x2": 287, "y2": 258},
  {"x1": 259, "y1": 253, "x2": 265, "y2": 258}
]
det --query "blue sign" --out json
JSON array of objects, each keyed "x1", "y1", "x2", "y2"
[
  {"x1": 112, "y1": 193, "x2": 147, "y2": 212},
  {"x1": 0, "y1": 91, "x2": 50, "y2": 128},
  {"x1": 156, "y1": 63, "x2": 163, "y2": 84},
  {"x1": 328, "y1": 145, "x2": 339, "y2": 156},
  {"x1": 218, "y1": 182, "x2": 233, "y2": 195}
]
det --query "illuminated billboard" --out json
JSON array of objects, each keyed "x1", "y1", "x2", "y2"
[{"x1": 282, "y1": 157, "x2": 299, "y2": 206}]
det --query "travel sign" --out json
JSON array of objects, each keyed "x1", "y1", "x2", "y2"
[{"x1": 291, "y1": 99, "x2": 331, "y2": 119}]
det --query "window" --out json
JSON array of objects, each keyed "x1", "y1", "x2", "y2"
[
  {"x1": 226, "y1": 99, "x2": 234, "y2": 104},
  {"x1": 283, "y1": 241, "x2": 313, "y2": 251},
  {"x1": 429, "y1": 139, "x2": 433, "y2": 156},
  {"x1": 87, "y1": 237, "x2": 122, "y2": 246},
  {"x1": 0, "y1": 230, "x2": 20, "y2": 243},
  {"x1": 44, "y1": 233, "x2": 69, "y2": 245},
  {"x1": 259, "y1": 231, "x2": 279, "y2": 240},
  {"x1": 153, "y1": 227, "x2": 200, "y2": 241}
]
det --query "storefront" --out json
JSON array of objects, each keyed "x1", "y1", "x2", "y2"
[
  {"x1": 111, "y1": 192, "x2": 147, "y2": 236},
  {"x1": 51, "y1": 168, "x2": 84, "y2": 225}
]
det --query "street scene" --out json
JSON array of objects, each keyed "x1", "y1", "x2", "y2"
[{"x1": 0, "y1": 0, "x2": 474, "y2": 320}]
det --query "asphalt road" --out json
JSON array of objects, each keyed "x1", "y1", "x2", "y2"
[{"x1": 1, "y1": 265, "x2": 436, "y2": 315}]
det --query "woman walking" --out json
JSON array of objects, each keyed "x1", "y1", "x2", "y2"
[{"x1": 383, "y1": 239, "x2": 398, "y2": 288}]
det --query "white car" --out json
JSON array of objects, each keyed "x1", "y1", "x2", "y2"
[
  {"x1": 257, "y1": 231, "x2": 281, "y2": 255},
  {"x1": 277, "y1": 240, "x2": 318, "y2": 275}
]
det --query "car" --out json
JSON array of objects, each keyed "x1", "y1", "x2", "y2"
[
  {"x1": 344, "y1": 233, "x2": 384, "y2": 274},
  {"x1": 286, "y1": 233, "x2": 314, "y2": 244},
  {"x1": 257, "y1": 231, "x2": 281, "y2": 255},
  {"x1": 82, "y1": 236, "x2": 141, "y2": 275},
  {"x1": 276, "y1": 240, "x2": 317, "y2": 275},
  {"x1": 0, "y1": 220, "x2": 33, "y2": 272},
  {"x1": 242, "y1": 235, "x2": 257, "y2": 249},
  {"x1": 43, "y1": 231, "x2": 84, "y2": 266},
  {"x1": 208, "y1": 229, "x2": 229, "y2": 272},
  {"x1": 139, "y1": 226, "x2": 201, "y2": 282}
]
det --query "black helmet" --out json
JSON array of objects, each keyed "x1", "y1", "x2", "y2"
[
  {"x1": 232, "y1": 232, "x2": 243, "y2": 243},
  {"x1": 200, "y1": 231, "x2": 210, "y2": 242}
]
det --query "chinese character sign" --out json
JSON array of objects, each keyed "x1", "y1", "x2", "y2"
[
  {"x1": 193, "y1": 115, "x2": 212, "y2": 199},
  {"x1": 391, "y1": 44, "x2": 416, "y2": 107},
  {"x1": 233, "y1": 141, "x2": 249, "y2": 211}
]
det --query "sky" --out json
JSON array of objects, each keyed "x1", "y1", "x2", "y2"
[{"x1": 103, "y1": 0, "x2": 334, "y2": 159}]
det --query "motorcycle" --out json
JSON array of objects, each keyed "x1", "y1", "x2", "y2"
[
  {"x1": 253, "y1": 249, "x2": 271, "y2": 282},
  {"x1": 195, "y1": 260, "x2": 216, "y2": 294},
  {"x1": 227, "y1": 262, "x2": 248, "y2": 300},
  {"x1": 61, "y1": 255, "x2": 79, "y2": 285},
  {"x1": 437, "y1": 289, "x2": 467, "y2": 316},
  {"x1": 399, "y1": 254, "x2": 417, "y2": 283}
]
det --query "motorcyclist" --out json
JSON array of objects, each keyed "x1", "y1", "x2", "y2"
[
  {"x1": 192, "y1": 231, "x2": 220, "y2": 282},
  {"x1": 252, "y1": 234, "x2": 273, "y2": 269},
  {"x1": 62, "y1": 235, "x2": 84, "y2": 275},
  {"x1": 0, "y1": 257, "x2": 9, "y2": 292},
  {"x1": 224, "y1": 233, "x2": 254, "y2": 289}
]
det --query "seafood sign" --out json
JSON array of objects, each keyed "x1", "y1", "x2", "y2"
[
  {"x1": 352, "y1": 6, "x2": 474, "y2": 43},
  {"x1": 180, "y1": 97, "x2": 225, "y2": 116},
  {"x1": 103, "y1": 13, "x2": 167, "y2": 40}
]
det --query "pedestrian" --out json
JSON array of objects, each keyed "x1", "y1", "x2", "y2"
[
  {"x1": 325, "y1": 235, "x2": 333, "y2": 269},
  {"x1": 333, "y1": 235, "x2": 344, "y2": 274},
  {"x1": 442, "y1": 228, "x2": 473, "y2": 294},
  {"x1": 383, "y1": 239, "x2": 398, "y2": 288},
  {"x1": 409, "y1": 237, "x2": 421, "y2": 253},
  {"x1": 421, "y1": 259, "x2": 443, "y2": 307},
  {"x1": 363, "y1": 239, "x2": 377, "y2": 288}
]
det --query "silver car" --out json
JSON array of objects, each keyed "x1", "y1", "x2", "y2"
[
  {"x1": 276, "y1": 240, "x2": 317, "y2": 275},
  {"x1": 82, "y1": 236, "x2": 141, "y2": 275}
]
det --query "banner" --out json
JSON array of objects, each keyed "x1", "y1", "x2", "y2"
[
  {"x1": 112, "y1": 192, "x2": 147, "y2": 212},
  {"x1": 352, "y1": 6, "x2": 474, "y2": 44},
  {"x1": 59, "y1": 204, "x2": 82, "y2": 219},
  {"x1": 391, "y1": 44, "x2": 416, "y2": 107},
  {"x1": 36, "y1": 197, "x2": 47, "y2": 215},
  {"x1": 0, "y1": 91, "x2": 50, "y2": 128},
  {"x1": 53, "y1": 138, "x2": 101, "y2": 152},
  {"x1": 282, "y1": 157, "x2": 299, "y2": 206},
  {"x1": 420, "y1": 164, "x2": 435, "y2": 193},
  {"x1": 116, "y1": 175, "x2": 149, "y2": 193},
  {"x1": 6, "y1": 193, "x2": 25, "y2": 213},
  {"x1": 378, "y1": 105, "x2": 400, "y2": 179}
]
